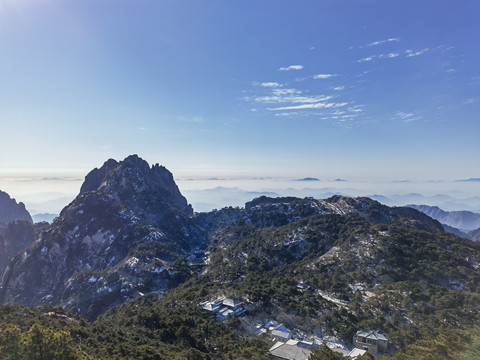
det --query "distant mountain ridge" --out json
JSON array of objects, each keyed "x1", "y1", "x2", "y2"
[
  {"x1": 31, "y1": 213, "x2": 57, "y2": 223},
  {"x1": 408, "y1": 204, "x2": 480, "y2": 231}
]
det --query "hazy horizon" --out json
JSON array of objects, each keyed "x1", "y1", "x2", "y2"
[{"x1": 1, "y1": 164, "x2": 479, "y2": 216}]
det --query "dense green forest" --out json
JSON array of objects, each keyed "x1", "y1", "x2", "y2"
[{"x1": 0, "y1": 301, "x2": 479, "y2": 359}]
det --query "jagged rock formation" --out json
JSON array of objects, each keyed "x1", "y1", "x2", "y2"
[
  {"x1": 0, "y1": 155, "x2": 204, "y2": 320},
  {"x1": 0, "y1": 190, "x2": 32, "y2": 224},
  {"x1": 79, "y1": 155, "x2": 192, "y2": 217}
]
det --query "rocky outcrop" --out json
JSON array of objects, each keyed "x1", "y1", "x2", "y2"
[
  {"x1": 79, "y1": 155, "x2": 192, "y2": 216},
  {"x1": 0, "y1": 156, "x2": 204, "y2": 320},
  {"x1": 0, "y1": 190, "x2": 32, "y2": 224}
]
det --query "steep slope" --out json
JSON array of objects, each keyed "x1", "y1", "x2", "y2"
[
  {"x1": 0, "y1": 190, "x2": 32, "y2": 224},
  {"x1": 0, "y1": 155, "x2": 205, "y2": 320}
]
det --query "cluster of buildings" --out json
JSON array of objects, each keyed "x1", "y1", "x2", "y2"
[
  {"x1": 200, "y1": 296, "x2": 391, "y2": 359},
  {"x1": 268, "y1": 330, "x2": 390, "y2": 360},
  {"x1": 200, "y1": 297, "x2": 247, "y2": 322}
]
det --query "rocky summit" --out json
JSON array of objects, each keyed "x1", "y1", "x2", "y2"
[
  {"x1": 0, "y1": 190, "x2": 32, "y2": 224},
  {"x1": 0, "y1": 155, "x2": 205, "y2": 320}
]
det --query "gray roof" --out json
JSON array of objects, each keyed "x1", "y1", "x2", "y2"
[
  {"x1": 223, "y1": 298, "x2": 243, "y2": 307},
  {"x1": 274, "y1": 324, "x2": 290, "y2": 333},
  {"x1": 269, "y1": 340, "x2": 312, "y2": 360},
  {"x1": 356, "y1": 330, "x2": 388, "y2": 341},
  {"x1": 348, "y1": 348, "x2": 367, "y2": 358},
  {"x1": 272, "y1": 329, "x2": 291, "y2": 340}
]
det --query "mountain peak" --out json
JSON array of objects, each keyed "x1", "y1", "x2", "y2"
[
  {"x1": 1, "y1": 156, "x2": 200, "y2": 318},
  {"x1": 79, "y1": 155, "x2": 192, "y2": 216}
]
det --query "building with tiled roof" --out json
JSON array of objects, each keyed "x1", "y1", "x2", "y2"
[{"x1": 353, "y1": 330, "x2": 389, "y2": 354}]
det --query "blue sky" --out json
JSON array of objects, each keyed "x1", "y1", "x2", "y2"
[{"x1": 0, "y1": 0, "x2": 479, "y2": 212}]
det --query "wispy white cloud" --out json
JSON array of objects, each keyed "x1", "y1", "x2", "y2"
[
  {"x1": 463, "y1": 98, "x2": 479, "y2": 105},
  {"x1": 435, "y1": 45, "x2": 455, "y2": 53},
  {"x1": 446, "y1": 68, "x2": 457, "y2": 73},
  {"x1": 406, "y1": 48, "x2": 429, "y2": 57},
  {"x1": 249, "y1": 86, "x2": 332, "y2": 105},
  {"x1": 274, "y1": 112, "x2": 301, "y2": 117},
  {"x1": 357, "y1": 52, "x2": 399, "y2": 63},
  {"x1": 279, "y1": 65, "x2": 303, "y2": 71},
  {"x1": 246, "y1": 67, "x2": 364, "y2": 126},
  {"x1": 261, "y1": 82, "x2": 282, "y2": 88},
  {"x1": 268, "y1": 102, "x2": 348, "y2": 111},
  {"x1": 358, "y1": 56, "x2": 374, "y2": 63},
  {"x1": 384, "y1": 52, "x2": 399, "y2": 58},
  {"x1": 366, "y1": 37, "x2": 400, "y2": 47},
  {"x1": 313, "y1": 73, "x2": 336, "y2": 79},
  {"x1": 253, "y1": 93, "x2": 332, "y2": 104},
  {"x1": 395, "y1": 111, "x2": 421, "y2": 123},
  {"x1": 349, "y1": 105, "x2": 364, "y2": 113},
  {"x1": 272, "y1": 88, "x2": 300, "y2": 96}
]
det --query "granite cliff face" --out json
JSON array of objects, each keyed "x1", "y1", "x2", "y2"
[
  {"x1": 0, "y1": 191, "x2": 35, "y2": 274},
  {"x1": 0, "y1": 155, "x2": 204, "y2": 320},
  {"x1": 0, "y1": 190, "x2": 32, "y2": 224}
]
